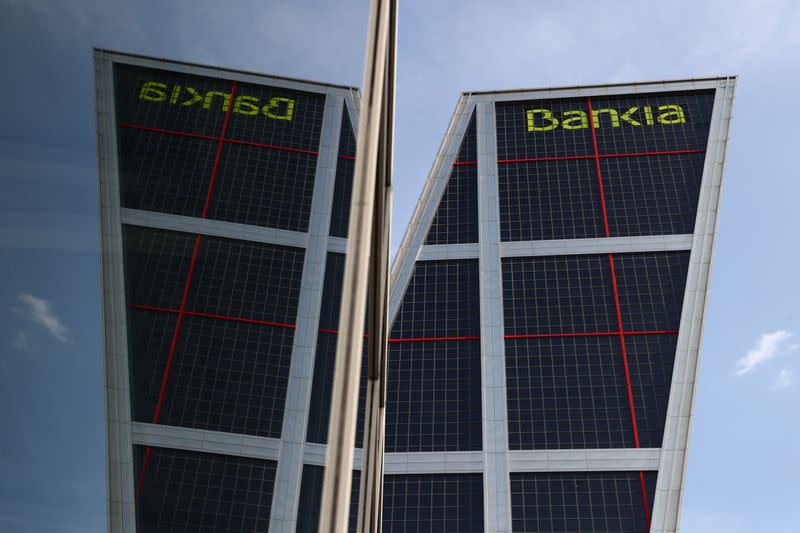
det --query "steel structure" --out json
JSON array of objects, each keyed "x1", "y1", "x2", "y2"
[
  {"x1": 320, "y1": 0, "x2": 396, "y2": 531},
  {"x1": 383, "y1": 78, "x2": 734, "y2": 532}
]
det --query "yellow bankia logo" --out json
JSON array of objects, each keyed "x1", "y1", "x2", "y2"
[
  {"x1": 138, "y1": 81, "x2": 296, "y2": 121},
  {"x1": 526, "y1": 105, "x2": 686, "y2": 132}
]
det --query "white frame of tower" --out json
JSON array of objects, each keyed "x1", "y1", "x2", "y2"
[
  {"x1": 388, "y1": 77, "x2": 735, "y2": 533},
  {"x1": 94, "y1": 49, "x2": 364, "y2": 533}
]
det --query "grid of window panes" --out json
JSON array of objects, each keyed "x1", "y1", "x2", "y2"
[
  {"x1": 330, "y1": 106, "x2": 357, "y2": 238},
  {"x1": 499, "y1": 158, "x2": 605, "y2": 241},
  {"x1": 113, "y1": 63, "x2": 325, "y2": 231},
  {"x1": 495, "y1": 90, "x2": 714, "y2": 241},
  {"x1": 502, "y1": 252, "x2": 689, "y2": 336},
  {"x1": 296, "y1": 466, "x2": 360, "y2": 533},
  {"x1": 386, "y1": 340, "x2": 482, "y2": 451},
  {"x1": 134, "y1": 446, "x2": 277, "y2": 533},
  {"x1": 391, "y1": 260, "x2": 481, "y2": 339},
  {"x1": 123, "y1": 226, "x2": 304, "y2": 436},
  {"x1": 612, "y1": 252, "x2": 689, "y2": 331},
  {"x1": 506, "y1": 336, "x2": 633, "y2": 449},
  {"x1": 306, "y1": 253, "x2": 368, "y2": 446},
  {"x1": 502, "y1": 255, "x2": 618, "y2": 336},
  {"x1": 591, "y1": 91, "x2": 714, "y2": 154},
  {"x1": 387, "y1": 260, "x2": 483, "y2": 452},
  {"x1": 425, "y1": 112, "x2": 479, "y2": 245},
  {"x1": 510, "y1": 471, "x2": 657, "y2": 533},
  {"x1": 383, "y1": 474, "x2": 484, "y2": 533},
  {"x1": 502, "y1": 252, "x2": 688, "y2": 449}
]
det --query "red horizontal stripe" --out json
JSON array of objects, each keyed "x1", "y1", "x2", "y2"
[
  {"x1": 453, "y1": 161, "x2": 477, "y2": 166},
  {"x1": 388, "y1": 335, "x2": 481, "y2": 343},
  {"x1": 600, "y1": 149, "x2": 705, "y2": 159},
  {"x1": 130, "y1": 304, "x2": 677, "y2": 340},
  {"x1": 121, "y1": 124, "x2": 219, "y2": 141},
  {"x1": 338, "y1": 154, "x2": 356, "y2": 161},
  {"x1": 129, "y1": 304, "x2": 296, "y2": 329},
  {"x1": 497, "y1": 149, "x2": 704, "y2": 165},
  {"x1": 223, "y1": 137, "x2": 320, "y2": 155},
  {"x1": 121, "y1": 123, "x2": 320, "y2": 156},
  {"x1": 504, "y1": 330, "x2": 677, "y2": 339},
  {"x1": 498, "y1": 154, "x2": 594, "y2": 164}
]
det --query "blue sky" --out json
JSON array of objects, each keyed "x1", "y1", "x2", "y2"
[{"x1": 1, "y1": 0, "x2": 798, "y2": 531}]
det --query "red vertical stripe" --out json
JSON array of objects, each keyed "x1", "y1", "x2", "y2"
[
  {"x1": 587, "y1": 97, "x2": 611, "y2": 238},
  {"x1": 136, "y1": 82, "x2": 237, "y2": 500},
  {"x1": 588, "y1": 96, "x2": 651, "y2": 528}
]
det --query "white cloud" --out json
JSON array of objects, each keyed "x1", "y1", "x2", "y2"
[
  {"x1": 774, "y1": 368, "x2": 794, "y2": 389},
  {"x1": 12, "y1": 330, "x2": 29, "y2": 352},
  {"x1": 734, "y1": 330, "x2": 792, "y2": 376},
  {"x1": 16, "y1": 293, "x2": 70, "y2": 343}
]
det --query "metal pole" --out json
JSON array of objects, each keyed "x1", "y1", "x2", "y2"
[{"x1": 319, "y1": 0, "x2": 396, "y2": 531}]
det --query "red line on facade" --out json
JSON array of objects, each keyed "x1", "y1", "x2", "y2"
[
  {"x1": 129, "y1": 304, "x2": 297, "y2": 330},
  {"x1": 338, "y1": 154, "x2": 357, "y2": 160},
  {"x1": 496, "y1": 148, "x2": 705, "y2": 165},
  {"x1": 498, "y1": 154, "x2": 594, "y2": 164},
  {"x1": 607, "y1": 254, "x2": 641, "y2": 447},
  {"x1": 639, "y1": 470, "x2": 652, "y2": 527},
  {"x1": 503, "y1": 329, "x2": 677, "y2": 340},
  {"x1": 120, "y1": 123, "x2": 220, "y2": 141},
  {"x1": 121, "y1": 117, "x2": 321, "y2": 158},
  {"x1": 587, "y1": 96, "x2": 650, "y2": 528},
  {"x1": 600, "y1": 148, "x2": 705, "y2": 159},
  {"x1": 202, "y1": 82, "x2": 237, "y2": 217},
  {"x1": 587, "y1": 97, "x2": 611, "y2": 237},
  {"x1": 453, "y1": 160, "x2": 477, "y2": 166},
  {"x1": 608, "y1": 251, "x2": 650, "y2": 528},
  {"x1": 136, "y1": 83, "x2": 238, "y2": 501},
  {"x1": 224, "y1": 137, "x2": 320, "y2": 156},
  {"x1": 388, "y1": 335, "x2": 481, "y2": 343},
  {"x1": 131, "y1": 304, "x2": 678, "y2": 341}
]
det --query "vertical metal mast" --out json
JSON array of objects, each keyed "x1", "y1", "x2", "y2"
[{"x1": 319, "y1": 0, "x2": 396, "y2": 532}]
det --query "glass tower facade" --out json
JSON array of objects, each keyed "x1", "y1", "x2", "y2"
[
  {"x1": 95, "y1": 50, "x2": 362, "y2": 533},
  {"x1": 97, "y1": 50, "x2": 734, "y2": 533},
  {"x1": 387, "y1": 79, "x2": 734, "y2": 533}
]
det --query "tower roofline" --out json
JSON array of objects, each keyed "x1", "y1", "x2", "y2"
[
  {"x1": 93, "y1": 47, "x2": 361, "y2": 92},
  {"x1": 462, "y1": 75, "x2": 738, "y2": 97}
]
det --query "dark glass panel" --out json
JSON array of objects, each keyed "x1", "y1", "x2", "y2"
[
  {"x1": 184, "y1": 237, "x2": 305, "y2": 325},
  {"x1": 603, "y1": 153, "x2": 705, "y2": 237},
  {"x1": 307, "y1": 253, "x2": 367, "y2": 446},
  {"x1": 502, "y1": 255, "x2": 617, "y2": 335},
  {"x1": 207, "y1": 143, "x2": 317, "y2": 231},
  {"x1": 330, "y1": 106, "x2": 357, "y2": 238},
  {"x1": 117, "y1": 128, "x2": 216, "y2": 217},
  {"x1": 386, "y1": 340, "x2": 482, "y2": 452},
  {"x1": 383, "y1": 474, "x2": 484, "y2": 533},
  {"x1": 499, "y1": 158, "x2": 603, "y2": 242},
  {"x1": 505, "y1": 336, "x2": 633, "y2": 449},
  {"x1": 391, "y1": 260, "x2": 480, "y2": 338},
  {"x1": 146, "y1": 316, "x2": 293, "y2": 437},
  {"x1": 613, "y1": 252, "x2": 689, "y2": 332},
  {"x1": 510, "y1": 471, "x2": 657, "y2": 533},
  {"x1": 135, "y1": 446, "x2": 276, "y2": 533},
  {"x1": 306, "y1": 335, "x2": 367, "y2": 446},
  {"x1": 626, "y1": 333, "x2": 678, "y2": 448},
  {"x1": 127, "y1": 308, "x2": 177, "y2": 423},
  {"x1": 122, "y1": 225, "x2": 196, "y2": 310},
  {"x1": 425, "y1": 113, "x2": 479, "y2": 245}
]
